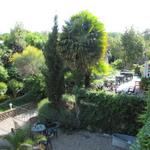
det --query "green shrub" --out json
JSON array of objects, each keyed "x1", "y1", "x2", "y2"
[
  {"x1": 38, "y1": 98, "x2": 77, "y2": 130},
  {"x1": 18, "y1": 144, "x2": 33, "y2": 150},
  {"x1": 23, "y1": 74, "x2": 46, "y2": 99},
  {"x1": 0, "y1": 95, "x2": 9, "y2": 103},
  {"x1": 8, "y1": 79, "x2": 24, "y2": 98},
  {"x1": 140, "y1": 77, "x2": 150, "y2": 91},
  {"x1": 130, "y1": 119, "x2": 150, "y2": 150},
  {"x1": 130, "y1": 90, "x2": 150, "y2": 150},
  {"x1": 5, "y1": 127, "x2": 29, "y2": 149},
  {"x1": 111, "y1": 59, "x2": 123, "y2": 70},
  {"x1": 133, "y1": 64, "x2": 142, "y2": 76},
  {"x1": 0, "y1": 90, "x2": 41, "y2": 112},
  {"x1": 77, "y1": 89, "x2": 145, "y2": 135},
  {"x1": 0, "y1": 65, "x2": 9, "y2": 81},
  {"x1": 0, "y1": 82, "x2": 7, "y2": 95},
  {"x1": 62, "y1": 94, "x2": 75, "y2": 103}
]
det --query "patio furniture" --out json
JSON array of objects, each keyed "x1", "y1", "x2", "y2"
[
  {"x1": 120, "y1": 72, "x2": 133, "y2": 81},
  {"x1": 45, "y1": 122, "x2": 59, "y2": 137},
  {"x1": 31, "y1": 123, "x2": 46, "y2": 136},
  {"x1": 127, "y1": 86, "x2": 135, "y2": 94},
  {"x1": 115, "y1": 75, "x2": 125, "y2": 85}
]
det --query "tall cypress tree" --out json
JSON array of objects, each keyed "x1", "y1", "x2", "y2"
[{"x1": 44, "y1": 15, "x2": 64, "y2": 106}]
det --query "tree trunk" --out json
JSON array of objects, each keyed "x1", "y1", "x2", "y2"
[{"x1": 84, "y1": 71, "x2": 91, "y2": 88}]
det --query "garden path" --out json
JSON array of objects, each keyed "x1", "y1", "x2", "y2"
[{"x1": 0, "y1": 109, "x2": 37, "y2": 136}]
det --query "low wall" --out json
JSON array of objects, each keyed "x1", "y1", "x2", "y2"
[{"x1": 0, "y1": 103, "x2": 36, "y2": 122}]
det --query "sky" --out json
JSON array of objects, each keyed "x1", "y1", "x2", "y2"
[{"x1": 0, "y1": 0, "x2": 150, "y2": 33}]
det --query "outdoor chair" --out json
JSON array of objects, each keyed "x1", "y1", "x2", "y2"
[{"x1": 45, "y1": 122, "x2": 59, "y2": 138}]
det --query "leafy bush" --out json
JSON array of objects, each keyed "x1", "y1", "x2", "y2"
[
  {"x1": 140, "y1": 77, "x2": 150, "y2": 91},
  {"x1": 62, "y1": 94, "x2": 75, "y2": 103},
  {"x1": 8, "y1": 79, "x2": 24, "y2": 98},
  {"x1": 133, "y1": 64, "x2": 142, "y2": 76},
  {"x1": 38, "y1": 98, "x2": 77, "y2": 130},
  {"x1": 23, "y1": 74, "x2": 46, "y2": 99},
  {"x1": 0, "y1": 95, "x2": 9, "y2": 103},
  {"x1": 0, "y1": 65, "x2": 9, "y2": 81},
  {"x1": 77, "y1": 89, "x2": 145, "y2": 135},
  {"x1": 5, "y1": 127, "x2": 29, "y2": 149},
  {"x1": 11, "y1": 45, "x2": 45, "y2": 76},
  {"x1": 0, "y1": 82, "x2": 7, "y2": 95},
  {"x1": 111, "y1": 59, "x2": 123, "y2": 70},
  {"x1": 0, "y1": 90, "x2": 41, "y2": 112},
  {"x1": 92, "y1": 60, "x2": 112, "y2": 76},
  {"x1": 130, "y1": 119, "x2": 150, "y2": 150},
  {"x1": 130, "y1": 91, "x2": 150, "y2": 150}
]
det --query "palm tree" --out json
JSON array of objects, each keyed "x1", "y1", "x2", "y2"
[{"x1": 60, "y1": 11, "x2": 107, "y2": 87}]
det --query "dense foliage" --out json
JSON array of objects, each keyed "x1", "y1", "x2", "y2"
[
  {"x1": 11, "y1": 45, "x2": 45, "y2": 76},
  {"x1": 140, "y1": 77, "x2": 150, "y2": 91},
  {"x1": 4, "y1": 23, "x2": 26, "y2": 52},
  {"x1": 38, "y1": 98, "x2": 76, "y2": 130},
  {"x1": 8, "y1": 79, "x2": 24, "y2": 98},
  {"x1": 44, "y1": 16, "x2": 64, "y2": 105},
  {"x1": 130, "y1": 91, "x2": 150, "y2": 150},
  {"x1": 122, "y1": 27, "x2": 145, "y2": 68},
  {"x1": 60, "y1": 10, "x2": 107, "y2": 87},
  {"x1": 77, "y1": 89, "x2": 145, "y2": 135}
]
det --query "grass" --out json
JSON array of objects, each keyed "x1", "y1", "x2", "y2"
[{"x1": 0, "y1": 91, "x2": 37, "y2": 112}]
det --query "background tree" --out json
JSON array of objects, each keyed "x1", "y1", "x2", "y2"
[
  {"x1": 143, "y1": 29, "x2": 150, "y2": 60},
  {"x1": 44, "y1": 15, "x2": 64, "y2": 106},
  {"x1": 4, "y1": 23, "x2": 26, "y2": 52},
  {"x1": 108, "y1": 32, "x2": 123, "y2": 62},
  {"x1": 11, "y1": 46, "x2": 45, "y2": 76},
  {"x1": 122, "y1": 27, "x2": 145, "y2": 68},
  {"x1": 25, "y1": 31, "x2": 48, "y2": 49},
  {"x1": 60, "y1": 11, "x2": 107, "y2": 87}
]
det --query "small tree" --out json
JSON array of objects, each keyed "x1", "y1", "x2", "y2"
[
  {"x1": 44, "y1": 15, "x2": 64, "y2": 106},
  {"x1": 8, "y1": 79, "x2": 23, "y2": 98}
]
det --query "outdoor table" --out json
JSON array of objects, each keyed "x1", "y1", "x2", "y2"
[
  {"x1": 31, "y1": 123, "x2": 46, "y2": 133},
  {"x1": 120, "y1": 72, "x2": 133, "y2": 81},
  {"x1": 115, "y1": 75, "x2": 125, "y2": 85}
]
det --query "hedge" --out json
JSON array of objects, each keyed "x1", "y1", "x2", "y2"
[
  {"x1": 130, "y1": 119, "x2": 150, "y2": 150},
  {"x1": 77, "y1": 89, "x2": 145, "y2": 135}
]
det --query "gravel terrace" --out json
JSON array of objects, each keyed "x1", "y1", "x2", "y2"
[{"x1": 51, "y1": 131, "x2": 124, "y2": 150}]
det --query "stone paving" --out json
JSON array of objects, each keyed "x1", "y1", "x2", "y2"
[{"x1": 0, "y1": 109, "x2": 37, "y2": 136}]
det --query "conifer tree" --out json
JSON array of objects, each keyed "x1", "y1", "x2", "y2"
[{"x1": 44, "y1": 15, "x2": 64, "y2": 105}]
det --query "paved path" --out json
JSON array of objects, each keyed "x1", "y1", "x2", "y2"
[{"x1": 0, "y1": 109, "x2": 37, "y2": 136}]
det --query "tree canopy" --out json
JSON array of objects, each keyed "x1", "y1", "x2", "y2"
[{"x1": 60, "y1": 10, "x2": 107, "y2": 86}]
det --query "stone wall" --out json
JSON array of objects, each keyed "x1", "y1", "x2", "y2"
[{"x1": 0, "y1": 103, "x2": 36, "y2": 122}]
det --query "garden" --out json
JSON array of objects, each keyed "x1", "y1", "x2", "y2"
[{"x1": 0, "y1": 10, "x2": 150, "y2": 150}]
